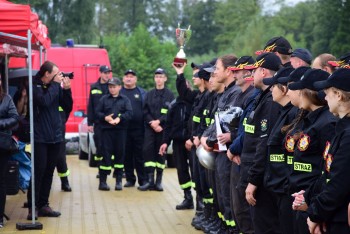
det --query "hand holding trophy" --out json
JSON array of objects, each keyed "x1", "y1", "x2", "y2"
[{"x1": 173, "y1": 23, "x2": 192, "y2": 67}]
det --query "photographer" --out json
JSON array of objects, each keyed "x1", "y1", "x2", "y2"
[{"x1": 27, "y1": 61, "x2": 71, "y2": 220}]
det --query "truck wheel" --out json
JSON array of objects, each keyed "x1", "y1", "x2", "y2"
[
  {"x1": 79, "y1": 147, "x2": 88, "y2": 160},
  {"x1": 88, "y1": 145, "x2": 98, "y2": 167}
]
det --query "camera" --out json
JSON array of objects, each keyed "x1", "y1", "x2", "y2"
[{"x1": 62, "y1": 72, "x2": 74, "y2": 79}]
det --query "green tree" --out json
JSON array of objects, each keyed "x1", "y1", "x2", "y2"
[
  {"x1": 182, "y1": 0, "x2": 219, "y2": 55},
  {"x1": 104, "y1": 24, "x2": 178, "y2": 91},
  {"x1": 13, "y1": 0, "x2": 96, "y2": 45}
]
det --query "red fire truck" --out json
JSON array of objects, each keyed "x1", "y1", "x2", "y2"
[{"x1": 9, "y1": 43, "x2": 111, "y2": 134}]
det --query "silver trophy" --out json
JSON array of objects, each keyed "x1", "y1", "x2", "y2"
[{"x1": 174, "y1": 23, "x2": 192, "y2": 66}]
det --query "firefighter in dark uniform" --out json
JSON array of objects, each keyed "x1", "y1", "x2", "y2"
[
  {"x1": 295, "y1": 68, "x2": 350, "y2": 234},
  {"x1": 87, "y1": 65, "x2": 111, "y2": 165},
  {"x1": 260, "y1": 67, "x2": 297, "y2": 234},
  {"x1": 27, "y1": 61, "x2": 69, "y2": 220},
  {"x1": 138, "y1": 68, "x2": 175, "y2": 191},
  {"x1": 96, "y1": 77, "x2": 133, "y2": 191},
  {"x1": 226, "y1": 56, "x2": 257, "y2": 234},
  {"x1": 199, "y1": 65, "x2": 229, "y2": 233},
  {"x1": 159, "y1": 94, "x2": 193, "y2": 209},
  {"x1": 239, "y1": 53, "x2": 282, "y2": 233},
  {"x1": 286, "y1": 69, "x2": 337, "y2": 234},
  {"x1": 56, "y1": 75, "x2": 73, "y2": 192},
  {"x1": 172, "y1": 62, "x2": 207, "y2": 226},
  {"x1": 121, "y1": 69, "x2": 147, "y2": 188}
]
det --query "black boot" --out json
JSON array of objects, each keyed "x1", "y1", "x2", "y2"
[
  {"x1": 196, "y1": 195, "x2": 204, "y2": 212},
  {"x1": 154, "y1": 170, "x2": 163, "y2": 191},
  {"x1": 115, "y1": 173, "x2": 122, "y2": 191},
  {"x1": 176, "y1": 189, "x2": 194, "y2": 210},
  {"x1": 98, "y1": 174, "x2": 110, "y2": 191},
  {"x1": 138, "y1": 173, "x2": 155, "y2": 191},
  {"x1": 60, "y1": 176, "x2": 72, "y2": 192}
]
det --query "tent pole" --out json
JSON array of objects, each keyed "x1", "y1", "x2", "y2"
[
  {"x1": 16, "y1": 29, "x2": 43, "y2": 231},
  {"x1": 4, "y1": 54, "x2": 8, "y2": 93},
  {"x1": 39, "y1": 46, "x2": 43, "y2": 65}
]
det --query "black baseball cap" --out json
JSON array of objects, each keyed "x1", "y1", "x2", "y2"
[
  {"x1": 99, "y1": 65, "x2": 112, "y2": 73},
  {"x1": 314, "y1": 68, "x2": 350, "y2": 92},
  {"x1": 291, "y1": 48, "x2": 313, "y2": 65},
  {"x1": 278, "y1": 66, "x2": 311, "y2": 84},
  {"x1": 108, "y1": 77, "x2": 121, "y2": 86},
  {"x1": 244, "y1": 52, "x2": 282, "y2": 72},
  {"x1": 256, "y1": 36, "x2": 293, "y2": 55},
  {"x1": 263, "y1": 67, "x2": 295, "y2": 86},
  {"x1": 154, "y1": 68, "x2": 166, "y2": 74},
  {"x1": 124, "y1": 69, "x2": 136, "y2": 76},
  {"x1": 191, "y1": 62, "x2": 201, "y2": 69},
  {"x1": 229, "y1": 56, "x2": 255, "y2": 71},
  {"x1": 288, "y1": 69, "x2": 330, "y2": 91},
  {"x1": 328, "y1": 52, "x2": 350, "y2": 68},
  {"x1": 194, "y1": 63, "x2": 211, "y2": 81}
]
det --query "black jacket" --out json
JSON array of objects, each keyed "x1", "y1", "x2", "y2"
[
  {"x1": 240, "y1": 88, "x2": 281, "y2": 188},
  {"x1": 204, "y1": 81, "x2": 241, "y2": 143},
  {"x1": 87, "y1": 78, "x2": 109, "y2": 126},
  {"x1": 288, "y1": 106, "x2": 337, "y2": 194},
  {"x1": 33, "y1": 78, "x2": 65, "y2": 143},
  {"x1": 307, "y1": 117, "x2": 350, "y2": 224},
  {"x1": 96, "y1": 94, "x2": 133, "y2": 130},
  {"x1": 162, "y1": 97, "x2": 192, "y2": 144},
  {"x1": 263, "y1": 103, "x2": 298, "y2": 193},
  {"x1": 0, "y1": 94, "x2": 19, "y2": 133},
  {"x1": 143, "y1": 87, "x2": 174, "y2": 128},
  {"x1": 176, "y1": 73, "x2": 199, "y2": 104}
]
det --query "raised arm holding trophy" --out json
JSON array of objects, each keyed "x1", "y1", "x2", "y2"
[{"x1": 173, "y1": 23, "x2": 192, "y2": 67}]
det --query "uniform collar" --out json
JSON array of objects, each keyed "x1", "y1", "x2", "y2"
[
  {"x1": 305, "y1": 105, "x2": 328, "y2": 123},
  {"x1": 336, "y1": 116, "x2": 350, "y2": 132}
]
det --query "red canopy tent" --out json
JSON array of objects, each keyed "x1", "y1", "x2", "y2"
[{"x1": 0, "y1": 0, "x2": 51, "y2": 51}]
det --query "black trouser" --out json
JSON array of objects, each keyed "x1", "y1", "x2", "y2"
[
  {"x1": 274, "y1": 192, "x2": 295, "y2": 234},
  {"x1": 230, "y1": 163, "x2": 254, "y2": 233},
  {"x1": 0, "y1": 150, "x2": 11, "y2": 220},
  {"x1": 93, "y1": 123, "x2": 103, "y2": 160},
  {"x1": 27, "y1": 142, "x2": 61, "y2": 209},
  {"x1": 293, "y1": 210, "x2": 309, "y2": 234},
  {"x1": 215, "y1": 153, "x2": 235, "y2": 226},
  {"x1": 143, "y1": 127, "x2": 164, "y2": 174},
  {"x1": 326, "y1": 222, "x2": 350, "y2": 234},
  {"x1": 99, "y1": 128, "x2": 126, "y2": 176},
  {"x1": 191, "y1": 146, "x2": 211, "y2": 200},
  {"x1": 252, "y1": 186, "x2": 282, "y2": 234},
  {"x1": 56, "y1": 141, "x2": 69, "y2": 177},
  {"x1": 173, "y1": 139, "x2": 193, "y2": 190},
  {"x1": 124, "y1": 127, "x2": 146, "y2": 185}
]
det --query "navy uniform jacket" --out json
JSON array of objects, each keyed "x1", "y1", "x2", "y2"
[
  {"x1": 240, "y1": 88, "x2": 281, "y2": 188},
  {"x1": 307, "y1": 117, "x2": 350, "y2": 225},
  {"x1": 263, "y1": 103, "x2": 298, "y2": 194},
  {"x1": 87, "y1": 78, "x2": 109, "y2": 126},
  {"x1": 96, "y1": 94, "x2": 133, "y2": 130},
  {"x1": 288, "y1": 106, "x2": 337, "y2": 194},
  {"x1": 143, "y1": 87, "x2": 174, "y2": 128}
]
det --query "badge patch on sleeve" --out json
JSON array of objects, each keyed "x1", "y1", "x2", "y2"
[
  {"x1": 323, "y1": 141, "x2": 331, "y2": 160},
  {"x1": 325, "y1": 154, "x2": 333, "y2": 173},
  {"x1": 285, "y1": 135, "x2": 295, "y2": 152},
  {"x1": 297, "y1": 134, "x2": 310, "y2": 151},
  {"x1": 260, "y1": 119, "x2": 268, "y2": 132}
]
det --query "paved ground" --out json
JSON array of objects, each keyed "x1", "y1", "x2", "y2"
[{"x1": 2, "y1": 155, "x2": 200, "y2": 234}]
